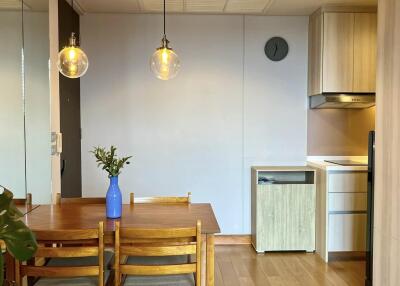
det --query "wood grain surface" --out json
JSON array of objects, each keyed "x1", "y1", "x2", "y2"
[{"x1": 23, "y1": 204, "x2": 220, "y2": 235}]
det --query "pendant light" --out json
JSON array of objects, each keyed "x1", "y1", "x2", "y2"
[
  {"x1": 57, "y1": 0, "x2": 89, "y2": 79},
  {"x1": 150, "y1": 0, "x2": 180, "y2": 80}
]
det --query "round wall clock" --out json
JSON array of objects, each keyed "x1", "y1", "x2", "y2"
[{"x1": 264, "y1": 37, "x2": 289, "y2": 61}]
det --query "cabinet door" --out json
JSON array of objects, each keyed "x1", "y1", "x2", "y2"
[
  {"x1": 328, "y1": 213, "x2": 367, "y2": 251},
  {"x1": 323, "y1": 12, "x2": 354, "y2": 93},
  {"x1": 353, "y1": 13, "x2": 377, "y2": 92},
  {"x1": 257, "y1": 184, "x2": 315, "y2": 251},
  {"x1": 308, "y1": 11, "x2": 323, "y2": 95}
]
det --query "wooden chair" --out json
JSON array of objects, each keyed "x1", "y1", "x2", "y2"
[
  {"x1": 15, "y1": 222, "x2": 105, "y2": 286},
  {"x1": 13, "y1": 193, "x2": 32, "y2": 205},
  {"x1": 129, "y1": 192, "x2": 192, "y2": 205},
  {"x1": 114, "y1": 220, "x2": 201, "y2": 286},
  {"x1": 56, "y1": 193, "x2": 106, "y2": 205}
]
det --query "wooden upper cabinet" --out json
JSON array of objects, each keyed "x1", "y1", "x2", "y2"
[
  {"x1": 353, "y1": 13, "x2": 377, "y2": 92},
  {"x1": 308, "y1": 11, "x2": 323, "y2": 95},
  {"x1": 308, "y1": 7, "x2": 377, "y2": 96},
  {"x1": 323, "y1": 13, "x2": 355, "y2": 93}
]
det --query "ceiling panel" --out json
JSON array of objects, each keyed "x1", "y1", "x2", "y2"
[
  {"x1": 78, "y1": 0, "x2": 141, "y2": 13},
  {"x1": 0, "y1": 0, "x2": 22, "y2": 10},
  {"x1": 225, "y1": 0, "x2": 271, "y2": 13},
  {"x1": 31, "y1": 0, "x2": 377, "y2": 15},
  {"x1": 185, "y1": 0, "x2": 226, "y2": 13},
  {"x1": 142, "y1": 0, "x2": 184, "y2": 12},
  {"x1": 266, "y1": 0, "x2": 377, "y2": 15},
  {"x1": 0, "y1": 0, "x2": 47, "y2": 11}
]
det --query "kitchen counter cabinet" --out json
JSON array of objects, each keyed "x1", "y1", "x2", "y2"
[
  {"x1": 310, "y1": 163, "x2": 368, "y2": 262},
  {"x1": 251, "y1": 166, "x2": 316, "y2": 253}
]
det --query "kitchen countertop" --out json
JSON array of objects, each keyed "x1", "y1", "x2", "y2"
[
  {"x1": 307, "y1": 156, "x2": 368, "y2": 171},
  {"x1": 251, "y1": 166, "x2": 316, "y2": 172}
]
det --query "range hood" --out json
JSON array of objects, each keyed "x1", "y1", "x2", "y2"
[{"x1": 309, "y1": 93, "x2": 375, "y2": 109}]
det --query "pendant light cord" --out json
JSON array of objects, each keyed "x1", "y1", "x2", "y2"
[
  {"x1": 163, "y1": 0, "x2": 166, "y2": 37},
  {"x1": 72, "y1": 0, "x2": 75, "y2": 34}
]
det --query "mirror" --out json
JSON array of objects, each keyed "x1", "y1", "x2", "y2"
[
  {"x1": 0, "y1": 1, "x2": 25, "y2": 199},
  {"x1": 22, "y1": 0, "x2": 51, "y2": 203},
  {"x1": 0, "y1": 0, "x2": 51, "y2": 203}
]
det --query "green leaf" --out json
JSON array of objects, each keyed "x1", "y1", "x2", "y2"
[
  {"x1": 91, "y1": 146, "x2": 133, "y2": 177},
  {"x1": 0, "y1": 220, "x2": 37, "y2": 261},
  {"x1": 0, "y1": 189, "x2": 37, "y2": 285}
]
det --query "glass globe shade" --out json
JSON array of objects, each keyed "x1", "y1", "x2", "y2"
[
  {"x1": 150, "y1": 47, "x2": 180, "y2": 80},
  {"x1": 57, "y1": 35, "x2": 89, "y2": 79}
]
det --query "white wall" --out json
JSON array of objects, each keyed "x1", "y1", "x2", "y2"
[
  {"x1": 81, "y1": 14, "x2": 308, "y2": 234},
  {"x1": 243, "y1": 16, "x2": 309, "y2": 232}
]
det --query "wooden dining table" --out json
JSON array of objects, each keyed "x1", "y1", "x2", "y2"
[
  {"x1": 17, "y1": 203, "x2": 220, "y2": 286},
  {"x1": 16, "y1": 204, "x2": 39, "y2": 215}
]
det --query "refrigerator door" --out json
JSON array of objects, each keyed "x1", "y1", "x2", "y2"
[{"x1": 365, "y1": 131, "x2": 375, "y2": 286}]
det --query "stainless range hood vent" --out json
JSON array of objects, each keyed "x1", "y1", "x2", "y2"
[{"x1": 309, "y1": 93, "x2": 375, "y2": 109}]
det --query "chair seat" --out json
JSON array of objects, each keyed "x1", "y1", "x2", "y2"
[
  {"x1": 122, "y1": 255, "x2": 195, "y2": 286},
  {"x1": 33, "y1": 276, "x2": 99, "y2": 286},
  {"x1": 33, "y1": 251, "x2": 113, "y2": 286},
  {"x1": 123, "y1": 274, "x2": 195, "y2": 286}
]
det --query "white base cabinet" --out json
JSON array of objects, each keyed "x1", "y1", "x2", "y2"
[
  {"x1": 328, "y1": 213, "x2": 367, "y2": 251},
  {"x1": 311, "y1": 166, "x2": 368, "y2": 262},
  {"x1": 251, "y1": 167, "x2": 316, "y2": 253}
]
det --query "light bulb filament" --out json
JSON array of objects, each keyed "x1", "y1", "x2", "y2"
[
  {"x1": 68, "y1": 48, "x2": 76, "y2": 60},
  {"x1": 162, "y1": 49, "x2": 169, "y2": 64}
]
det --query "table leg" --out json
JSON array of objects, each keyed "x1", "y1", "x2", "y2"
[
  {"x1": 206, "y1": 234, "x2": 215, "y2": 286},
  {"x1": 201, "y1": 237, "x2": 206, "y2": 286}
]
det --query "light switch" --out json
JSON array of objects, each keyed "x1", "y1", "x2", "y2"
[{"x1": 51, "y1": 132, "x2": 62, "y2": 155}]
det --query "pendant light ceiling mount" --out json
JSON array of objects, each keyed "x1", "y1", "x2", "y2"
[
  {"x1": 150, "y1": 0, "x2": 181, "y2": 80},
  {"x1": 159, "y1": 35, "x2": 170, "y2": 50}
]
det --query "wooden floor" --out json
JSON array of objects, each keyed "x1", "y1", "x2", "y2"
[{"x1": 215, "y1": 245, "x2": 365, "y2": 286}]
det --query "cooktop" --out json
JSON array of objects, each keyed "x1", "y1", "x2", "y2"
[{"x1": 324, "y1": 160, "x2": 368, "y2": 166}]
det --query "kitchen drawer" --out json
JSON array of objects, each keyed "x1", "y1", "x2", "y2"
[
  {"x1": 328, "y1": 193, "x2": 367, "y2": 212},
  {"x1": 328, "y1": 171, "x2": 367, "y2": 193},
  {"x1": 328, "y1": 213, "x2": 366, "y2": 252}
]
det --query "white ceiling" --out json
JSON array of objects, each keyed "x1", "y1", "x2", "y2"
[
  {"x1": 24, "y1": 0, "x2": 48, "y2": 11},
  {"x1": 75, "y1": 0, "x2": 377, "y2": 15},
  {"x1": 0, "y1": 0, "x2": 48, "y2": 11},
  {"x1": 0, "y1": 0, "x2": 377, "y2": 14}
]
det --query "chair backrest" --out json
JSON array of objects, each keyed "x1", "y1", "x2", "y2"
[
  {"x1": 13, "y1": 193, "x2": 32, "y2": 205},
  {"x1": 16, "y1": 222, "x2": 104, "y2": 286},
  {"x1": 114, "y1": 220, "x2": 201, "y2": 286},
  {"x1": 56, "y1": 193, "x2": 106, "y2": 205},
  {"x1": 130, "y1": 192, "x2": 192, "y2": 205}
]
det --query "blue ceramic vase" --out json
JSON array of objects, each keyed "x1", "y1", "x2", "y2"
[{"x1": 106, "y1": 176, "x2": 122, "y2": 218}]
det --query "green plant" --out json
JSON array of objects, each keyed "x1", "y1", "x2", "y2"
[
  {"x1": 0, "y1": 188, "x2": 37, "y2": 284},
  {"x1": 92, "y1": 146, "x2": 132, "y2": 177}
]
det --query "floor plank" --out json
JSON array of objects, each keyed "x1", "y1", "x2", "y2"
[{"x1": 215, "y1": 245, "x2": 365, "y2": 286}]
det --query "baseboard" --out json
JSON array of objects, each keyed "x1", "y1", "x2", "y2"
[
  {"x1": 214, "y1": 235, "x2": 251, "y2": 245},
  {"x1": 328, "y1": 251, "x2": 366, "y2": 261}
]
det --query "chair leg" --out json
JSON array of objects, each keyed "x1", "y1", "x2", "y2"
[
  {"x1": 121, "y1": 274, "x2": 128, "y2": 285},
  {"x1": 14, "y1": 259, "x2": 21, "y2": 286},
  {"x1": 114, "y1": 270, "x2": 119, "y2": 286}
]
